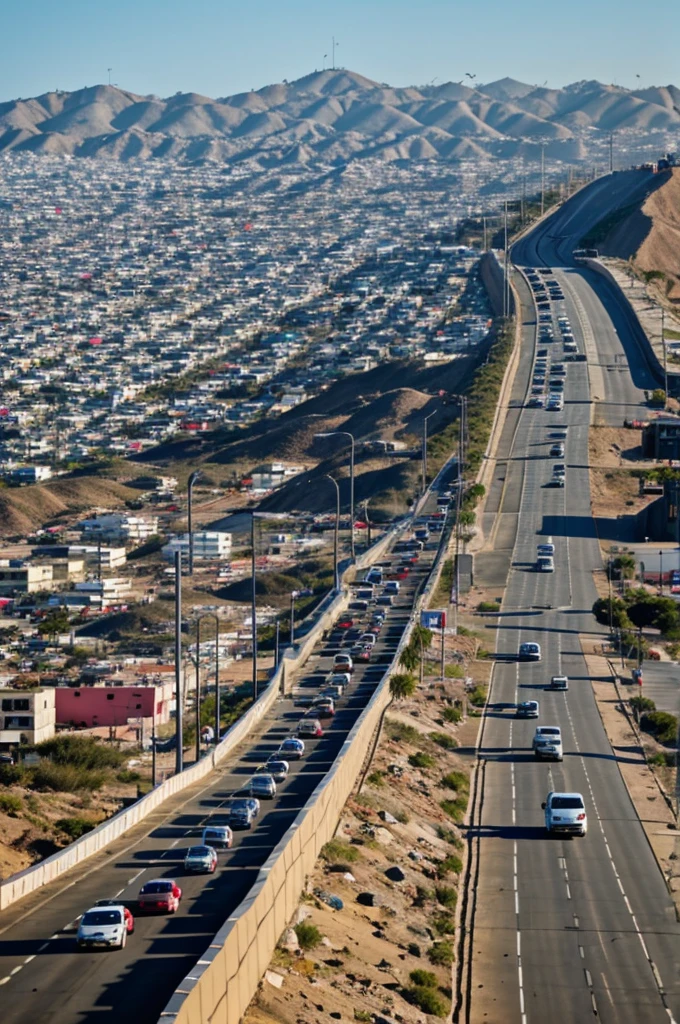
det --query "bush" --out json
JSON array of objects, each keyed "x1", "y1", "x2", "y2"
[
  {"x1": 30, "y1": 760, "x2": 107, "y2": 792},
  {"x1": 648, "y1": 751, "x2": 676, "y2": 767},
  {"x1": 56, "y1": 816, "x2": 95, "y2": 839},
  {"x1": 434, "y1": 885, "x2": 458, "y2": 909},
  {"x1": 630, "y1": 695, "x2": 656, "y2": 714},
  {"x1": 441, "y1": 770, "x2": 469, "y2": 792},
  {"x1": 437, "y1": 825, "x2": 463, "y2": 846},
  {"x1": 0, "y1": 793, "x2": 23, "y2": 816},
  {"x1": 640, "y1": 711, "x2": 678, "y2": 745},
  {"x1": 321, "y1": 839, "x2": 359, "y2": 863},
  {"x1": 430, "y1": 732, "x2": 458, "y2": 750},
  {"x1": 116, "y1": 769, "x2": 141, "y2": 784},
  {"x1": 294, "y1": 923, "x2": 322, "y2": 950},
  {"x1": 442, "y1": 706, "x2": 462, "y2": 724},
  {"x1": 437, "y1": 854, "x2": 463, "y2": 878},
  {"x1": 36, "y1": 735, "x2": 126, "y2": 771},
  {"x1": 390, "y1": 672, "x2": 417, "y2": 700},
  {"x1": 403, "y1": 985, "x2": 450, "y2": 1017},
  {"x1": 413, "y1": 885, "x2": 434, "y2": 907},
  {"x1": 385, "y1": 719, "x2": 421, "y2": 745},
  {"x1": 366, "y1": 771, "x2": 385, "y2": 788},
  {"x1": 409, "y1": 752, "x2": 435, "y2": 769},
  {"x1": 468, "y1": 686, "x2": 488, "y2": 707},
  {"x1": 427, "y1": 940, "x2": 455, "y2": 966},
  {"x1": 432, "y1": 913, "x2": 456, "y2": 935},
  {"x1": 0, "y1": 763, "x2": 28, "y2": 786},
  {"x1": 477, "y1": 601, "x2": 501, "y2": 612},
  {"x1": 445, "y1": 664, "x2": 465, "y2": 679},
  {"x1": 441, "y1": 797, "x2": 468, "y2": 822},
  {"x1": 410, "y1": 969, "x2": 437, "y2": 988}
]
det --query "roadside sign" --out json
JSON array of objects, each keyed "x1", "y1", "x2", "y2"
[{"x1": 421, "y1": 610, "x2": 446, "y2": 630}]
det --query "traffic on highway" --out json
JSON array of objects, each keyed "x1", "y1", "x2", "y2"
[
  {"x1": 461, "y1": 173, "x2": 680, "y2": 1024},
  {"x1": 0, "y1": 487, "x2": 454, "y2": 1024}
]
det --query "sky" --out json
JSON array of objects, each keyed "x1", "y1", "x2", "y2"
[{"x1": 1, "y1": 0, "x2": 676, "y2": 101}]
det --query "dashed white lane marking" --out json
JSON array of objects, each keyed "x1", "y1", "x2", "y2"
[
  {"x1": 563, "y1": 699, "x2": 677, "y2": 1021},
  {"x1": 23, "y1": 955, "x2": 36, "y2": 964},
  {"x1": 37, "y1": 943, "x2": 49, "y2": 953},
  {"x1": 9, "y1": 966, "x2": 23, "y2": 976},
  {"x1": 126, "y1": 869, "x2": 144, "y2": 885},
  {"x1": 0, "y1": 977, "x2": 10, "y2": 986}
]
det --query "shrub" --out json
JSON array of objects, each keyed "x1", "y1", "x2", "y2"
[
  {"x1": 468, "y1": 686, "x2": 488, "y2": 707},
  {"x1": 445, "y1": 664, "x2": 465, "y2": 679},
  {"x1": 385, "y1": 719, "x2": 421, "y2": 745},
  {"x1": 430, "y1": 732, "x2": 458, "y2": 750},
  {"x1": 437, "y1": 825, "x2": 462, "y2": 847},
  {"x1": 440, "y1": 797, "x2": 468, "y2": 822},
  {"x1": 403, "y1": 985, "x2": 450, "y2": 1017},
  {"x1": 410, "y1": 968, "x2": 437, "y2": 988},
  {"x1": 30, "y1": 760, "x2": 107, "y2": 792},
  {"x1": 413, "y1": 885, "x2": 434, "y2": 907},
  {"x1": 409, "y1": 752, "x2": 435, "y2": 769},
  {"x1": 437, "y1": 854, "x2": 463, "y2": 878},
  {"x1": 0, "y1": 793, "x2": 23, "y2": 816},
  {"x1": 427, "y1": 940, "x2": 455, "y2": 966},
  {"x1": 434, "y1": 885, "x2": 458, "y2": 909},
  {"x1": 442, "y1": 706, "x2": 462, "y2": 724},
  {"x1": 116, "y1": 769, "x2": 141, "y2": 784},
  {"x1": 36, "y1": 735, "x2": 126, "y2": 771},
  {"x1": 648, "y1": 751, "x2": 676, "y2": 767},
  {"x1": 477, "y1": 601, "x2": 501, "y2": 612},
  {"x1": 354, "y1": 1012, "x2": 372, "y2": 1023},
  {"x1": 640, "y1": 711, "x2": 678, "y2": 745},
  {"x1": 441, "y1": 770, "x2": 469, "y2": 793},
  {"x1": 390, "y1": 673, "x2": 417, "y2": 700},
  {"x1": 432, "y1": 913, "x2": 456, "y2": 935},
  {"x1": 366, "y1": 771, "x2": 385, "y2": 788},
  {"x1": 56, "y1": 816, "x2": 95, "y2": 839},
  {"x1": 0, "y1": 763, "x2": 28, "y2": 786},
  {"x1": 630, "y1": 695, "x2": 656, "y2": 714},
  {"x1": 294, "y1": 923, "x2": 322, "y2": 950},
  {"x1": 321, "y1": 839, "x2": 359, "y2": 863}
]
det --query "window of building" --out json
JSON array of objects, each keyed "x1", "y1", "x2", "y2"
[
  {"x1": 1, "y1": 699, "x2": 12, "y2": 711},
  {"x1": 106, "y1": 694, "x2": 114, "y2": 701}
]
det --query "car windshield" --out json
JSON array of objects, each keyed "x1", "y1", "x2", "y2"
[
  {"x1": 188, "y1": 846, "x2": 212, "y2": 855},
  {"x1": 540, "y1": 728, "x2": 560, "y2": 735},
  {"x1": 141, "y1": 881, "x2": 172, "y2": 894},
  {"x1": 230, "y1": 799, "x2": 249, "y2": 811},
  {"x1": 82, "y1": 910, "x2": 122, "y2": 926},
  {"x1": 552, "y1": 797, "x2": 584, "y2": 809},
  {"x1": 267, "y1": 761, "x2": 286, "y2": 771}
]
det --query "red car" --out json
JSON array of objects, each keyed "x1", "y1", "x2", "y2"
[
  {"x1": 336, "y1": 617, "x2": 354, "y2": 631},
  {"x1": 137, "y1": 879, "x2": 182, "y2": 913},
  {"x1": 94, "y1": 899, "x2": 135, "y2": 933}
]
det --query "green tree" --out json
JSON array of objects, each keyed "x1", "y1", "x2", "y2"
[
  {"x1": 390, "y1": 673, "x2": 417, "y2": 700},
  {"x1": 37, "y1": 608, "x2": 71, "y2": 639}
]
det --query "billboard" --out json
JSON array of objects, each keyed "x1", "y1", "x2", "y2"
[{"x1": 421, "y1": 610, "x2": 446, "y2": 629}]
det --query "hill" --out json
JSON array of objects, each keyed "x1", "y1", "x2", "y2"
[{"x1": 0, "y1": 72, "x2": 678, "y2": 166}]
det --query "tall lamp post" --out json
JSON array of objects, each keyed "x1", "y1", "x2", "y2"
[
  {"x1": 195, "y1": 612, "x2": 220, "y2": 746},
  {"x1": 174, "y1": 550, "x2": 183, "y2": 775},
  {"x1": 249, "y1": 510, "x2": 288, "y2": 703},
  {"x1": 659, "y1": 549, "x2": 664, "y2": 594},
  {"x1": 315, "y1": 431, "x2": 355, "y2": 560},
  {"x1": 422, "y1": 410, "x2": 438, "y2": 494},
  {"x1": 324, "y1": 475, "x2": 341, "y2": 592},
  {"x1": 187, "y1": 470, "x2": 200, "y2": 576}
]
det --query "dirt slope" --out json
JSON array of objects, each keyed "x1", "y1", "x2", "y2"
[{"x1": 0, "y1": 477, "x2": 138, "y2": 538}]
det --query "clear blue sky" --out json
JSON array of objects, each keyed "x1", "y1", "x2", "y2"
[{"x1": 1, "y1": 0, "x2": 675, "y2": 101}]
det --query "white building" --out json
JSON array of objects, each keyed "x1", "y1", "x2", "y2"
[
  {"x1": 79, "y1": 514, "x2": 158, "y2": 545},
  {"x1": 0, "y1": 688, "x2": 55, "y2": 749},
  {"x1": 162, "y1": 531, "x2": 232, "y2": 562}
]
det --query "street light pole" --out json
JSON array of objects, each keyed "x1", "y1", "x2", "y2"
[
  {"x1": 251, "y1": 511, "x2": 258, "y2": 703},
  {"x1": 290, "y1": 591, "x2": 296, "y2": 645},
  {"x1": 315, "y1": 431, "x2": 355, "y2": 561},
  {"x1": 659, "y1": 549, "x2": 663, "y2": 594},
  {"x1": 174, "y1": 550, "x2": 183, "y2": 775},
  {"x1": 187, "y1": 470, "x2": 200, "y2": 576},
  {"x1": 194, "y1": 646, "x2": 201, "y2": 764},
  {"x1": 422, "y1": 411, "x2": 437, "y2": 494},
  {"x1": 325, "y1": 475, "x2": 340, "y2": 592}
]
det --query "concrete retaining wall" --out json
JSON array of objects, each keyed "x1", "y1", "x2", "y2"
[{"x1": 480, "y1": 251, "x2": 515, "y2": 319}]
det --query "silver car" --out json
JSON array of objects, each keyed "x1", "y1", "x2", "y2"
[
  {"x1": 184, "y1": 845, "x2": 218, "y2": 873},
  {"x1": 249, "y1": 773, "x2": 276, "y2": 799}
]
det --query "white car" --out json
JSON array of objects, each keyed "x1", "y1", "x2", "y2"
[
  {"x1": 537, "y1": 555, "x2": 554, "y2": 572},
  {"x1": 543, "y1": 792, "x2": 587, "y2": 836},
  {"x1": 533, "y1": 726, "x2": 561, "y2": 749},
  {"x1": 77, "y1": 906, "x2": 128, "y2": 951},
  {"x1": 549, "y1": 675, "x2": 569, "y2": 691},
  {"x1": 519, "y1": 642, "x2": 542, "y2": 661}
]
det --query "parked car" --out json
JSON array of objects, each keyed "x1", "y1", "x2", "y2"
[
  {"x1": 200, "y1": 825, "x2": 233, "y2": 850},
  {"x1": 543, "y1": 792, "x2": 587, "y2": 836},
  {"x1": 137, "y1": 879, "x2": 182, "y2": 913},
  {"x1": 77, "y1": 906, "x2": 129, "y2": 950},
  {"x1": 279, "y1": 737, "x2": 305, "y2": 759},
  {"x1": 298, "y1": 718, "x2": 323, "y2": 738},
  {"x1": 93, "y1": 899, "x2": 135, "y2": 933},
  {"x1": 249, "y1": 773, "x2": 276, "y2": 799},
  {"x1": 184, "y1": 845, "x2": 219, "y2": 873}
]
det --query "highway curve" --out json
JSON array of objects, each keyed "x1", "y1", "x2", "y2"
[{"x1": 462, "y1": 174, "x2": 680, "y2": 1024}]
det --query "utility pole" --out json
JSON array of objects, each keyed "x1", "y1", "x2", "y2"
[
  {"x1": 251, "y1": 513, "x2": 258, "y2": 703},
  {"x1": 503, "y1": 200, "x2": 509, "y2": 319},
  {"x1": 609, "y1": 131, "x2": 614, "y2": 173},
  {"x1": 187, "y1": 470, "x2": 200, "y2": 576},
  {"x1": 540, "y1": 146, "x2": 548, "y2": 216},
  {"x1": 662, "y1": 307, "x2": 668, "y2": 407},
  {"x1": 174, "y1": 551, "x2": 183, "y2": 775}
]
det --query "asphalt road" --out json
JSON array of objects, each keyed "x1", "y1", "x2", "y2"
[
  {"x1": 0, "y1": 488, "x2": 452, "y2": 1024},
  {"x1": 465, "y1": 177, "x2": 680, "y2": 1023}
]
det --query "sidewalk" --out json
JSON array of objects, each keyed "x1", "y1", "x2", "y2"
[{"x1": 602, "y1": 258, "x2": 680, "y2": 380}]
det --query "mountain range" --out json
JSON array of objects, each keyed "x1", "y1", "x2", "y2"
[{"x1": 1, "y1": 71, "x2": 679, "y2": 165}]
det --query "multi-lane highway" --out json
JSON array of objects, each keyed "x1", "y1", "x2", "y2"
[
  {"x1": 463, "y1": 173, "x2": 680, "y2": 1023},
  {"x1": 0, "y1": 496, "x2": 453, "y2": 1024}
]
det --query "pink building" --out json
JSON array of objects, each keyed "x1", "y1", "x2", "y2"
[{"x1": 55, "y1": 686, "x2": 167, "y2": 729}]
